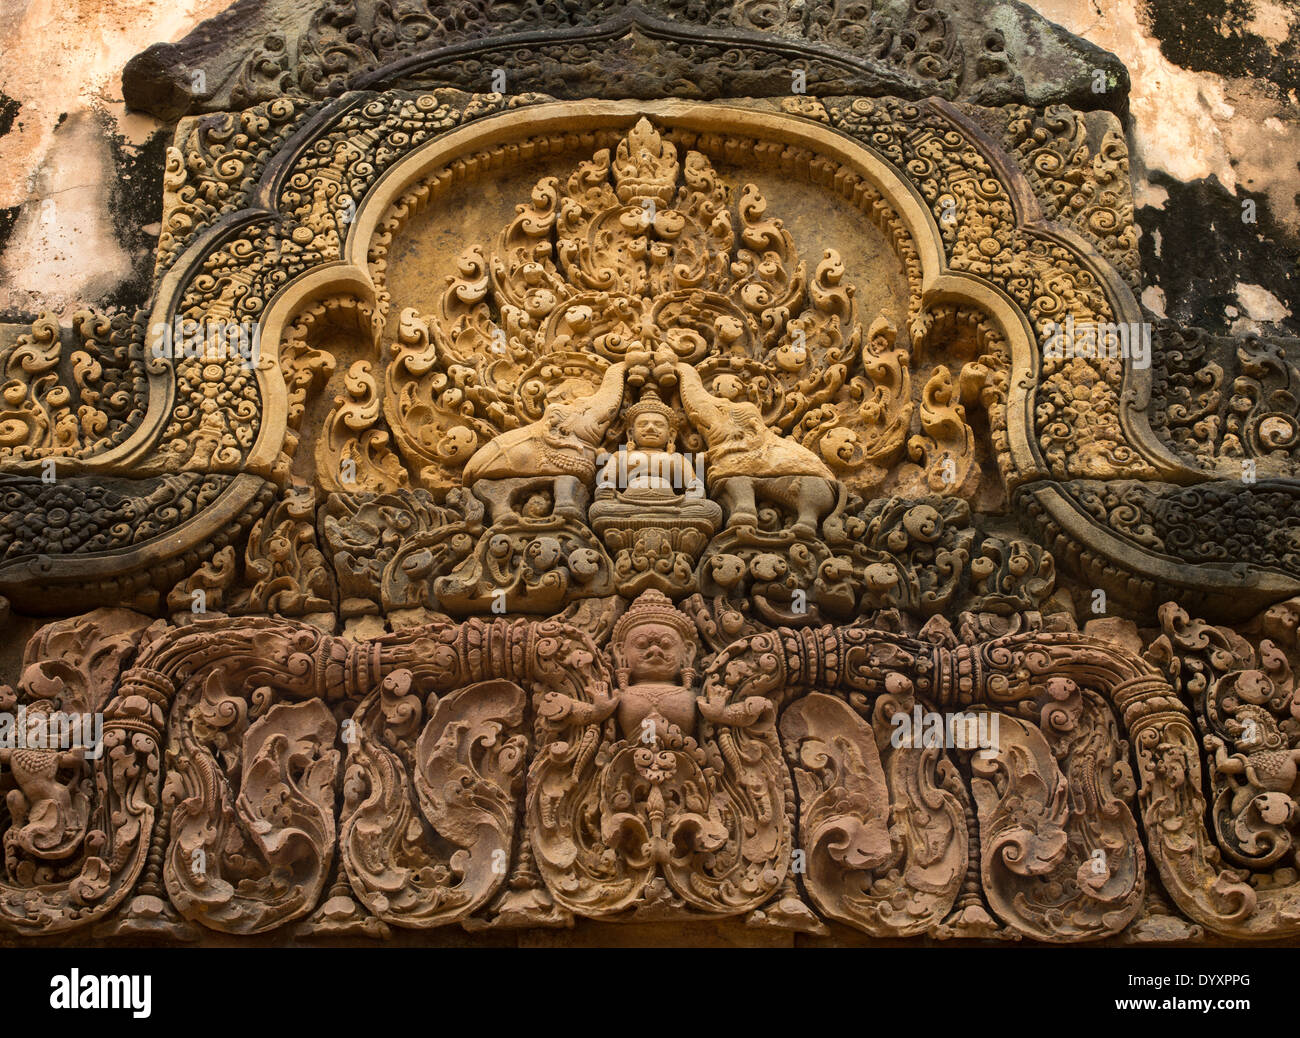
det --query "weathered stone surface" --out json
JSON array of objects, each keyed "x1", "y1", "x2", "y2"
[
  {"x1": 1032, "y1": 0, "x2": 1300, "y2": 339},
  {"x1": 121, "y1": 0, "x2": 1131, "y2": 118},
  {"x1": 0, "y1": 0, "x2": 1295, "y2": 950}
]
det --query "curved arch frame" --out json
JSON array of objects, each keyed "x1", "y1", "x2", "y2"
[
  {"x1": 241, "y1": 97, "x2": 1116, "y2": 483},
  {"x1": 3, "y1": 95, "x2": 1290, "y2": 615}
]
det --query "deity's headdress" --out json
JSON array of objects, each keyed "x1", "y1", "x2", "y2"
[
  {"x1": 624, "y1": 386, "x2": 679, "y2": 442},
  {"x1": 611, "y1": 589, "x2": 698, "y2": 687}
]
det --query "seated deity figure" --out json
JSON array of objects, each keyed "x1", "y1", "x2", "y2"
[
  {"x1": 595, "y1": 388, "x2": 701, "y2": 503},
  {"x1": 463, "y1": 357, "x2": 633, "y2": 520},
  {"x1": 589, "y1": 387, "x2": 722, "y2": 595},
  {"x1": 675, "y1": 361, "x2": 839, "y2": 536}
]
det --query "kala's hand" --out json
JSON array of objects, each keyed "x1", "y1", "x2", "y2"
[
  {"x1": 537, "y1": 688, "x2": 620, "y2": 727},
  {"x1": 697, "y1": 695, "x2": 774, "y2": 730}
]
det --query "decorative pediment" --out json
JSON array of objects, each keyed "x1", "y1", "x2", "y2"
[
  {"x1": 380, "y1": 117, "x2": 898, "y2": 493},
  {"x1": 0, "y1": 0, "x2": 1297, "y2": 948},
  {"x1": 123, "y1": 0, "x2": 1129, "y2": 119}
]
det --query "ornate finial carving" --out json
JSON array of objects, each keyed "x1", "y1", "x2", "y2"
[{"x1": 612, "y1": 117, "x2": 679, "y2": 205}]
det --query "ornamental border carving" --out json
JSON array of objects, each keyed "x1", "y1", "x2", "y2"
[{"x1": 0, "y1": 95, "x2": 1294, "y2": 619}]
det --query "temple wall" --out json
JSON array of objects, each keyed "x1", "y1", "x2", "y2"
[
  {"x1": 0, "y1": 0, "x2": 1295, "y2": 948},
  {"x1": 2, "y1": 0, "x2": 1296, "y2": 334}
]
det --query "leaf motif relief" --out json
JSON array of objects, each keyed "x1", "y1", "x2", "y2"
[
  {"x1": 970, "y1": 701, "x2": 1142, "y2": 942},
  {"x1": 782, "y1": 692, "x2": 965, "y2": 936},
  {"x1": 341, "y1": 674, "x2": 527, "y2": 927},
  {"x1": 165, "y1": 700, "x2": 339, "y2": 934}
]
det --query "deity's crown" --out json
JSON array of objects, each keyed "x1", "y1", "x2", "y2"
[
  {"x1": 613, "y1": 589, "x2": 696, "y2": 646},
  {"x1": 624, "y1": 386, "x2": 678, "y2": 439}
]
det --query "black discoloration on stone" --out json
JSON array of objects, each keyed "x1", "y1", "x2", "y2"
[
  {"x1": 98, "y1": 110, "x2": 170, "y2": 314},
  {"x1": 0, "y1": 92, "x2": 19, "y2": 138},
  {"x1": 0, "y1": 207, "x2": 17, "y2": 262},
  {"x1": 0, "y1": 93, "x2": 20, "y2": 262},
  {"x1": 1139, "y1": 171, "x2": 1300, "y2": 335},
  {"x1": 1147, "y1": 0, "x2": 1300, "y2": 90}
]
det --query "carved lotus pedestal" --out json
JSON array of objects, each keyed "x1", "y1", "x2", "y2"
[
  {"x1": 0, "y1": 0, "x2": 1297, "y2": 949},
  {"x1": 589, "y1": 489, "x2": 723, "y2": 598}
]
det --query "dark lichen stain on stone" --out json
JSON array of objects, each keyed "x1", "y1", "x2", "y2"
[
  {"x1": 0, "y1": 92, "x2": 19, "y2": 138},
  {"x1": 0, "y1": 207, "x2": 17, "y2": 263},
  {"x1": 0, "y1": 92, "x2": 19, "y2": 262},
  {"x1": 97, "y1": 107, "x2": 170, "y2": 314},
  {"x1": 1139, "y1": 171, "x2": 1300, "y2": 335},
  {"x1": 1147, "y1": 0, "x2": 1300, "y2": 90}
]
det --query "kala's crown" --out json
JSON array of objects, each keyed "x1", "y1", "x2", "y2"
[{"x1": 612, "y1": 589, "x2": 696, "y2": 646}]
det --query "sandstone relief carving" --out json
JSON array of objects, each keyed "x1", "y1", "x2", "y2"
[{"x1": 0, "y1": 0, "x2": 1294, "y2": 951}]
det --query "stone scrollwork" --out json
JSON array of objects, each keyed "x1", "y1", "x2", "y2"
[
  {"x1": 124, "y1": 0, "x2": 1128, "y2": 121},
  {"x1": 5, "y1": 593, "x2": 1300, "y2": 942},
  {"x1": 971, "y1": 688, "x2": 1142, "y2": 941},
  {"x1": 780, "y1": 690, "x2": 968, "y2": 937},
  {"x1": 0, "y1": 313, "x2": 150, "y2": 464},
  {"x1": 340, "y1": 672, "x2": 527, "y2": 927},
  {"x1": 165, "y1": 698, "x2": 339, "y2": 933},
  {"x1": 0, "y1": 95, "x2": 1290, "y2": 617},
  {"x1": 0, "y1": 609, "x2": 160, "y2": 934},
  {"x1": 1149, "y1": 319, "x2": 1300, "y2": 479},
  {"x1": 703, "y1": 624, "x2": 1151, "y2": 942},
  {"x1": 1139, "y1": 598, "x2": 1300, "y2": 935},
  {"x1": 0, "y1": 0, "x2": 1296, "y2": 950},
  {"x1": 381, "y1": 118, "x2": 886, "y2": 500},
  {"x1": 321, "y1": 488, "x2": 482, "y2": 617}
]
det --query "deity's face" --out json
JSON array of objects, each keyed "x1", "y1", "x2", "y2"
[
  {"x1": 623, "y1": 623, "x2": 685, "y2": 684},
  {"x1": 631, "y1": 411, "x2": 671, "y2": 450},
  {"x1": 711, "y1": 374, "x2": 743, "y2": 400}
]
